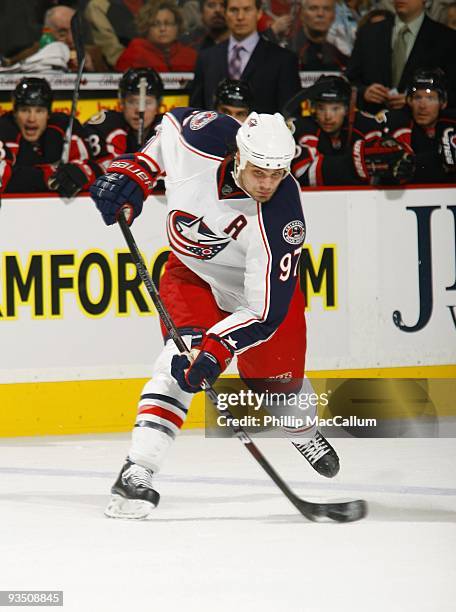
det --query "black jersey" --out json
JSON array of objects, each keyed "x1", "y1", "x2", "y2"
[
  {"x1": 0, "y1": 112, "x2": 91, "y2": 193},
  {"x1": 291, "y1": 111, "x2": 384, "y2": 186},
  {"x1": 386, "y1": 109, "x2": 456, "y2": 184},
  {"x1": 84, "y1": 109, "x2": 162, "y2": 175}
]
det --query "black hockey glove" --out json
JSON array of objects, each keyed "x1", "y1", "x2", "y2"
[
  {"x1": 49, "y1": 161, "x2": 93, "y2": 198},
  {"x1": 439, "y1": 127, "x2": 456, "y2": 172},
  {"x1": 89, "y1": 155, "x2": 157, "y2": 226},
  {"x1": 171, "y1": 334, "x2": 234, "y2": 393},
  {"x1": 352, "y1": 137, "x2": 415, "y2": 183}
]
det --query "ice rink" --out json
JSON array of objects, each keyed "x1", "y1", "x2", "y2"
[{"x1": 1, "y1": 432, "x2": 455, "y2": 611}]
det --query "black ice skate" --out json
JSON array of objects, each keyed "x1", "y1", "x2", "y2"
[
  {"x1": 293, "y1": 432, "x2": 340, "y2": 478},
  {"x1": 104, "y1": 459, "x2": 160, "y2": 520}
]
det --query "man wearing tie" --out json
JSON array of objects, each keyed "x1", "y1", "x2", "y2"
[
  {"x1": 190, "y1": 0, "x2": 301, "y2": 114},
  {"x1": 345, "y1": 0, "x2": 456, "y2": 113}
]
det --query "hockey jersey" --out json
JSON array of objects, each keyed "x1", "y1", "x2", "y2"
[
  {"x1": 84, "y1": 109, "x2": 162, "y2": 176},
  {"x1": 140, "y1": 107, "x2": 306, "y2": 355},
  {"x1": 385, "y1": 108, "x2": 456, "y2": 184},
  {"x1": 291, "y1": 111, "x2": 384, "y2": 186},
  {"x1": 0, "y1": 112, "x2": 92, "y2": 193}
]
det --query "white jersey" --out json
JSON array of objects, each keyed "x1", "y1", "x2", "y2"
[{"x1": 139, "y1": 108, "x2": 306, "y2": 354}]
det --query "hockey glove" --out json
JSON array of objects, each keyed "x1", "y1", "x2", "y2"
[
  {"x1": 48, "y1": 161, "x2": 95, "y2": 198},
  {"x1": 352, "y1": 137, "x2": 415, "y2": 183},
  {"x1": 89, "y1": 155, "x2": 157, "y2": 226},
  {"x1": 439, "y1": 127, "x2": 456, "y2": 172},
  {"x1": 171, "y1": 334, "x2": 234, "y2": 393}
]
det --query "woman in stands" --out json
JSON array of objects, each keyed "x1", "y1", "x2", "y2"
[{"x1": 115, "y1": 0, "x2": 197, "y2": 72}]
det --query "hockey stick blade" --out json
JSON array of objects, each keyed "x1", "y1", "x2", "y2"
[{"x1": 117, "y1": 213, "x2": 368, "y2": 523}]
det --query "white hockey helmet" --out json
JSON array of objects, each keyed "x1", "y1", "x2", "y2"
[{"x1": 235, "y1": 112, "x2": 296, "y2": 175}]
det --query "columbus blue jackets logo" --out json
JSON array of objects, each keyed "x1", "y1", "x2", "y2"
[
  {"x1": 189, "y1": 111, "x2": 218, "y2": 131},
  {"x1": 282, "y1": 220, "x2": 306, "y2": 245},
  {"x1": 167, "y1": 211, "x2": 230, "y2": 259}
]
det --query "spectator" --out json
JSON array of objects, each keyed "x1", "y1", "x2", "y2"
[
  {"x1": 189, "y1": 0, "x2": 301, "y2": 114},
  {"x1": 326, "y1": 0, "x2": 371, "y2": 56},
  {"x1": 290, "y1": 0, "x2": 348, "y2": 70},
  {"x1": 115, "y1": 1, "x2": 197, "y2": 71},
  {"x1": 85, "y1": 0, "x2": 147, "y2": 68},
  {"x1": 386, "y1": 68, "x2": 456, "y2": 183},
  {"x1": 445, "y1": 2, "x2": 456, "y2": 28},
  {"x1": 345, "y1": 0, "x2": 456, "y2": 112},
  {"x1": 357, "y1": 7, "x2": 394, "y2": 30},
  {"x1": 180, "y1": 0, "x2": 228, "y2": 50},
  {"x1": 258, "y1": 0, "x2": 301, "y2": 46},
  {"x1": 214, "y1": 77, "x2": 252, "y2": 121},
  {"x1": 0, "y1": 77, "x2": 95, "y2": 197},
  {"x1": 0, "y1": 0, "x2": 42, "y2": 61},
  {"x1": 43, "y1": 5, "x2": 104, "y2": 71},
  {"x1": 286, "y1": 75, "x2": 414, "y2": 185},
  {"x1": 84, "y1": 67, "x2": 164, "y2": 174}
]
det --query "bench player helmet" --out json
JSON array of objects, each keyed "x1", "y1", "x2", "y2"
[
  {"x1": 235, "y1": 112, "x2": 296, "y2": 174},
  {"x1": 12, "y1": 77, "x2": 53, "y2": 111},
  {"x1": 214, "y1": 78, "x2": 253, "y2": 111},
  {"x1": 119, "y1": 68, "x2": 164, "y2": 101},
  {"x1": 309, "y1": 75, "x2": 351, "y2": 106},
  {"x1": 406, "y1": 68, "x2": 447, "y2": 103}
]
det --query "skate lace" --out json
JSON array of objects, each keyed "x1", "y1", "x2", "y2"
[
  {"x1": 295, "y1": 433, "x2": 330, "y2": 464},
  {"x1": 122, "y1": 463, "x2": 154, "y2": 489}
]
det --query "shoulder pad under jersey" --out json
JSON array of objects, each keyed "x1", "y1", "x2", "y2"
[{"x1": 168, "y1": 107, "x2": 240, "y2": 159}]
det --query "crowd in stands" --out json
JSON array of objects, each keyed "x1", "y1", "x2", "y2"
[{"x1": 0, "y1": 0, "x2": 455, "y2": 190}]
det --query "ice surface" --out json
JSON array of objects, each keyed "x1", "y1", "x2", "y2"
[{"x1": 1, "y1": 433, "x2": 455, "y2": 611}]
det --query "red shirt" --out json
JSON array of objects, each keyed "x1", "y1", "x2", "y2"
[{"x1": 116, "y1": 38, "x2": 197, "y2": 72}]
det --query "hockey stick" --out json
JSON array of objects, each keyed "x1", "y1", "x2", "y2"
[
  {"x1": 117, "y1": 213, "x2": 367, "y2": 523},
  {"x1": 60, "y1": 12, "x2": 86, "y2": 165},
  {"x1": 346, "y1": 85, "x2": 358, "y2": 148},
  {"x1": 137, "y1": 77, "x2": 147, "y2": 147}
]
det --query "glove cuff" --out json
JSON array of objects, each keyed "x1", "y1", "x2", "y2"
[
  {"x1": 107, "y1": 155, "x2": 158, "y2": 198},
  {"x1": 200, "y1": 333, "x2": 234, "y2": 372},
  {"x1": 352, "y1": 140, "x2": 368, "y2": 180}
]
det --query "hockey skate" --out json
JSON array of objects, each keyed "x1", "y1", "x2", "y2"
[
  {"x1": 293, "y1": 431, "x2": 340, "y2": 478},
  {"x1": 105, "y1": 459, "x2": 160, "y2": 520}
]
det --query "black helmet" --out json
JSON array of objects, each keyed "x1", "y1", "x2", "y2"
[
  {"x1": 214, "y1": 78, "x2": 253, "y2": 110},
  {"x1": 12, "y1": 77, "x2": 53, "y2": 110},
  {"x1": 119, "y1": 68, "x2": 164, "y2": 100},
  {"x1": 406, "y1": 68, "x2": 447, "y2": 102},
  {"x1": 308, "y1": 75, "x2": 352, "y2": 105}
]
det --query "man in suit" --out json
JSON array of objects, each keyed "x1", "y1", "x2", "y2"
[
  {"x1": 345, "y1": 0, "x2": 456, "y2": 113},
  {"x1": 189, "y1": 0, "x2": 302, "y2": 114}
]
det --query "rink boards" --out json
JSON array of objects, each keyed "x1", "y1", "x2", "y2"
[{"x1": 0, "y1": 186, "x2": 455, "y2": 435}]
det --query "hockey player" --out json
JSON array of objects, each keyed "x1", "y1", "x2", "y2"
[
  {"x1": 385, "y1": 69, "x2": 456, "y2": 183},
  {"x1": 214, "y1": 78, "x2": 253, "y2": 123},
  {"x1": 84, "y1": 68, "x2": 164, "y2": 176},
  {"x1": 286, "y1": 75, "x2": 415, "y2": 186},
  {"x1": 0, "y1": 77, "x2": 95, "y2": 196},
  {"x1": 89, "y1": 108, "x2": 341, "y2": 519}
]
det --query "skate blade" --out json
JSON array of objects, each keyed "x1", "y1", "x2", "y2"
[{"x1": 104, "y1": 495, "x2": 157, "y2": 520}]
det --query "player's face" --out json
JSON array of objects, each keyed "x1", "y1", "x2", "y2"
[
  {"x1": 202, "y1": 0, "x2": 226, "y2": 30},
  {"x1": 14, "y1": 106, "x2": 49, "y2": 142},
  {"x1": 408, "y1": 90, "x2": 444, "y2": 128},
  {"x1": 217, "y1": 103, "x2": 249, "y2": 122},
  {"x1": 301, "y1": 0, "x2": 335, "y2": 34},
  {"x1": 225, "y1": 0, "x2": 261, "y2": 40},
  {"x1": 238, "y1": 159, "x2": 286, "y2": 202},
  {"x1": 122, "y1": 94, "x2": 159, "y2": 131},
  {"x1": 314, "y1": 101, "x2": 346, "y2": 134},
  {"x1": 148, "y1": 9, "x2": 179, "y2": 46}
]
